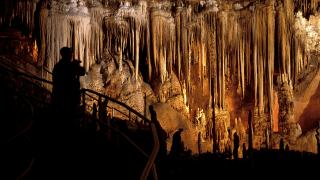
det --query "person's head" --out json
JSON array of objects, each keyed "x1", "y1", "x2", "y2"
[
  {"x1": 60, "y1": 47, "x2": 73, "y2": 61},
  {"x1": 280, "y1": 138, "x2": 284, "y2": 143}
]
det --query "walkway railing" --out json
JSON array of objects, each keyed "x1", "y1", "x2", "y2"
[
  {"x1": 81, "y1": 88, "x2": 159, "y2": 180},
  {"x1": 0, "y1": 61, "x2": 159, "y2": 180},
  {"x1": 81, "y1": 88, "x2": 149, "y2": 124}
]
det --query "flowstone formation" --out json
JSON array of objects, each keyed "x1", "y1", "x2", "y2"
[{"x1": 2, "y1": 0, "x2": 320, "y2": 154}]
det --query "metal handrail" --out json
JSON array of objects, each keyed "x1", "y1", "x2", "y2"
[
  {"x1": 81, "y1": 88, "x2": 151, "y2": 124},
  {"x1": 0, "y1": 56, "x2": 51, "y2": 84},
  {"x1": 82, "y1": 91, "x2": 130, "y2": 119},
  {"x1": 0, "y1": 61, "x2": 53, "y2": 85},
  {"x1": 109, "y1": 125, "x2": 149, "y2": 158},
  {"x1": 0, "y1": 62, "x2": 159, "y2": 179},
  {"x1": 140, "y1": 123, "x2": 159, "y2": 180},
  {"x1": 82, "y1": 89, "x2": 159, "y2": 179}
]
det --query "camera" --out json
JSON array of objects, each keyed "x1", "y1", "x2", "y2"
[{"x1": 72, "y1": 59, "x2": 81, "y2": 64}]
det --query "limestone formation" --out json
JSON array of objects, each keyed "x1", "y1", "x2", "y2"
[{"x1": 2, "y1": 0, "x2": 320, "y2": 154}]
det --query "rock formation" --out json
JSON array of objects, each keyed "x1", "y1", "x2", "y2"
[{"x1": 1, "y1": 0, "x2": 320, "y2": 153}]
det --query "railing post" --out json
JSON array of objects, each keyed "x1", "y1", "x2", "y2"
[
  {"x1": 107, "y1": 107, "x2": 112, "y2": 141},
  {"x1": 92, "y1": 103, "x2": 97, "y2": 119},
  {"x1": 82, "y1": 91, "x2": 86, "y2": 112},
  {"x1": 144, "y1": 93, "x2": 147, "y2": 117},
  {"x1": 41, "y1": 66, "x2": 43, "y2": 87},
  {"x1": 140, "y1": 123, "x2": 159, "y2": 180}
]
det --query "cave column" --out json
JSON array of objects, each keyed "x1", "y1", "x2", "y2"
[{"x1": 135, "y1": 27, "x2": 140, "y2": 80}]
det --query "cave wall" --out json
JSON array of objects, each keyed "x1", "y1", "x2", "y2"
[{"x1": 1, "y1": 0, "x2": 319, "y2": 153}]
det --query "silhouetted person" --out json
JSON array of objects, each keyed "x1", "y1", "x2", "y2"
[
  {"x1": 233, "y1": 132, "x2": 240, "y2": 159},
  {"x1": 242, "y1": 143, "x2": 247, "y2": 159},
  {"x1": 316, "y1": 121, "x2": 320, "y2": 157},
  {"x1": 149, "y1": 105, "x2": 168, "y2": 160},
  {"x1": 279, "y1": 138, "x2": 285, "y2": 153},
  {"x1": 149, "y1": 105, "x2": 157, "y2": 123},
  {"x1": 51, "y1": 47, "x2": 85, "y2": 161},
  {"x1": 44, "y1": 47, "x2": 85, "y2": 178},
  {"x1": 98, "y1": 97, "x2": 108, "y2": 121},
  {"x1": 92, "y1": 103, "x2": 98, "y2": 119},
  {"x1": 226, "y1": 144, "x2": 232, "y2": 159},
  {"x1": 285, "y1": 144, "x2": 290, "y2": 152},
  {"x1": 248, "y1": 110, "x2": 253, "y2": 158},
  {"x1": 98, "y1": 97, "x2": 103, "y2": 120},
  {"x1": 52, "y1": 47, "x2": 85, "y2": 115},
  {"x1": 265, "y1": 127, "x2": 270, "y2": 149},
  {"x1": 170, "y1": 128, "x2": 184, "y2": 159},
  {"x1": 198, "y1": 132, "x2": 202, "y2": 154}
]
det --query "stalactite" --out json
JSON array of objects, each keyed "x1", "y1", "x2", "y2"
[
  {"x1": 187, "y1": 35, "x2": 192, "y2": 104},
  {"x1": 258, "y1": 9, "x2": 265, "y2": 114},
  {"x1": 44, "y1": 13, "x2": 92, "y2": 72},
  {"x1": 135, "y1": 28, "x2": 139, "y2": 80},
  {"x1": 267, "y1": 1, "x2": 275, "y2": 130},
  {"x1": 146, "y1": 20, "x2": 151, "y2": 81},
  {"x1": 98, "y1": 1, "x2": 309, "y2": 135},
  {"x1": 0, "y1": 0, "x2": 39, "y2": 37},
  {"x1": 294, "y1": 0, "x2": 320, "y2": 17},
  {"x1": 149, "y1": 8, "x2": 176, "y2": 83},
  {"x1": 253, "y1": 17, "x2": 258, "y2": 108},
  {"x1": 175, "y1": 7, "x2": 182, "y2": 79},
  {"x1": 240, "y1": 35, "x2": 245, "y2": 98},
  {"x1": 90, "y1": 6, "x2": 105, "y2": 65},
  {"x1": 151, "y1": 13, "x2": 158, "y2": 77}
]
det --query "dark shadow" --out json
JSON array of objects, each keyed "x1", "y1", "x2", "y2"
[
  {"x1": 317, "y1": 122, "x2": 320, "y2": 156},
  {"x1": 242, "y1": 143, "x2": 247, "y2": 159},
  {"x1": 149, "y1": 105, "x2": 168, "y2": 161},
  {"x1": 280, "y1": 138, "x2": 285, "y2": 153},
  {"x1": 33, "y1": 47, "x2": 85, "y2": 178},
  {"x1": 169, "y1": 128, "x2": 184, "y2": 159},
  {"x1": 51, "y1": 47, "x2": 85, "y2": 115},
  {"x1": 233, "y1": 132, "x2": 239, "y2": 159},
  {"x1": 299, "y1": 81, "x2": 320, "y2": 133}
]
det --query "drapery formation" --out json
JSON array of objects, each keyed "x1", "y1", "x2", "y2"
[
  {"x1": 103, "y1": 0, "x2": 308, "y2": 120},
  {"x1": 0, "y1": 0, "x2": 39, "y2": 37},
  {"x1": 41, "y1": 1, "x2": 104, "y2": 73}
]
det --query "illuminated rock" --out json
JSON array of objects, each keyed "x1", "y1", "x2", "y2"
[{"x1": 2, "y1": 0, "x2": 320, "y2": 154}]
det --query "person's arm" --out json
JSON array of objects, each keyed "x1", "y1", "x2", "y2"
[
  {"x1": 78, "y1": 65, "x2": 85, "y2": 76},
  {"x1": 73, "y1": 60, "x2": 85, "y2": 76}
]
